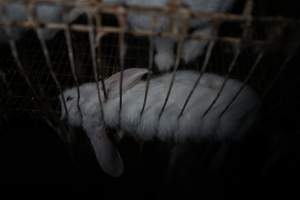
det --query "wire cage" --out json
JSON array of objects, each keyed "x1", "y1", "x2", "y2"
[{"x1": 0, "y1": 0, "x2": 300, "y2": 185}]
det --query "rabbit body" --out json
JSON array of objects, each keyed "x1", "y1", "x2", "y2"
[
  {"x1": 60, "y1": 69, "x2": 260, "y2": 176},
  {"x1": 61, "y1": 69, "x2": 260, "y2": 143},
  {"x1": 104, "y1": 71, "x2": 260, "y2": 142},
  {"x1": 102, "y1": 0, "x2": 234, "y2": 71},
  {"x1": 51, "y1": 0, "x2": 234, "y2": 70},
  {"x1": 126, "y1": 0, "x2": 233, "y2": 31}
]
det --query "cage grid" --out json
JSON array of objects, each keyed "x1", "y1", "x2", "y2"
[{"x1": 0, "y1": 0, "x2": 299, "y2": 145}]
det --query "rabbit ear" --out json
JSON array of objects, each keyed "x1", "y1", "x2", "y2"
[
  {"x1": 89, "y1": 128, "x2": 124, "y2": 177},
  {"x1": 105, "y1": 68, "x2": 149, "y2": 96}
]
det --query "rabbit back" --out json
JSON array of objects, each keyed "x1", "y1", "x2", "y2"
[{"x1": 104, "y1": 71, "x2": 260, "y2": 142}]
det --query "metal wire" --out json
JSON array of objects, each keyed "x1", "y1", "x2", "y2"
[
  {"x1": 140, "y1": 12, "x2": 160, "y2": 116},
  {"x1": 159, "y1": 10, "x2": 190, "y2": 118},
  {"x1": 6, "y1": 27, "x2": 70, "y2": 143},
  {"x1": 262, "y1": 42, "x2": 300, "y2": 100},
  {"x1": 117, "y1": 8, "x2": 126, "y2": 127},
  {"x1": 219, "y1": 50, "x2": 265, "y2": 118},
  {"x1": 140, "y1": 37, "x2": 154, "y2": 115},
  {"x1": 2, "y1": 1, "x2": 287, "y2": 46},
  {"x1": 7, "y1": 31, "x2": 39, "y2": 100},
  {"x1": 178, "y1": 39, "x2": 216, "y2": 118},
  {"x1": 36, "y1": 28, "x2": 70, "y2": 116},
  {"x1": 87, "y1": 12, "x2": 105, "y2": 120},
  {"x1": 202, "y1": 47, "x2": 241, "y2": 119},
  {"x1": 1, "y1": 0, "x2": 299, "y2": 147},
  {"x1": 95, "y1": 13, "x2": 108, "y2": 101},
  {"x1": 28, "y1": 2, "x2": 81, "y2": 145},
  {"x1": 200, "y1": 0, "x2": 254, "y2": 119},
  {"x1": 24, "y1": 0, "x2": 69, "y2": 123},
  {"x1": 64, "y1": 25, "x2": 83, "y2": 124}
]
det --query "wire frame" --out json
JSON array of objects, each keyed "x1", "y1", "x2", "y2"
[{"x1": 0, "y1": 0, "x2": 299, "y2": 145}]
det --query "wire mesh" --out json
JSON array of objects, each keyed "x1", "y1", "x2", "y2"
[{"x1": 0, "y1": 0, "x2": 299, "y2": 145}]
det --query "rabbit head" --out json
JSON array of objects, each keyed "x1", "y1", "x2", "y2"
[
  {"x1": 59, "y1": 68, "x2": 149, "y2": 125},
  {"x1": 59, "y1": 68, "x2": 149, "y2": 177},
  {"x1": 59, "y1": 82, "x2": 98, "y2": 127}
]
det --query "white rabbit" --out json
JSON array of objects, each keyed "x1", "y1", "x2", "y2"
[
  {"x1": 68, "y1": 0, "x2": 235, "y2": 71},
  {"x1": 0, "y1": 1, "x2": 27, "y2": 43},
  {"x1": 0, "y1": 0, "x2": 73, "y2": 43},
  {"x1": 99, "y1": 0, "x2": 235, "y2": 71},
  {"x1": 59, "y1": 68, "x2": 260, "y2": 177},
  {"x1": 34, "y1": 1, "x2": 65, "y2": 40},
  {"x1": 59, "y1": 68, "x2": 149, "y2": 177}
]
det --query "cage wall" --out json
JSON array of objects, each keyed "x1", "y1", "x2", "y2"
[{"x1": 0, "y1": 0, "x2": 300, "y2": 190}]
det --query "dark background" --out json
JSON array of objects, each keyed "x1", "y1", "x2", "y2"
[{"x1": 1, "y1": 0, "x2": 300, "y2": 199}]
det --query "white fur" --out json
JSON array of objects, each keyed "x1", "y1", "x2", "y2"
[
  {"x1": 154, "y1": 37, "x2": 176, "y2": 71},
  {"x1": 59, "y1": 69, "x2": 260, "y2": 176},
  {"x1": 104, "y1": 71, "x2": 260, "y2": 142},
  {"x1": 62, "y1": 71, "x2": 260, "y2": 140},
  {"x1": 182, "y1": 27, "x2": 212, "y2": 63},
  {"x1": 59, "y1": 68, "x2": 149, "y2": 177},
  {"x1": 112, "y1": 0, "x2": 235, "y2": 71},
  {"x1": 0, "y1": 1, "x2": 75, "y2": 42},
  {"x1": 60, "y1": 68, "x2": 260, "y2": 177},
  {"x1": 59, "y1": 82, "x2": 101, "y2": 127},
  {"x1": 56, "y1": 0, "x2": 234, "y2": 71}
]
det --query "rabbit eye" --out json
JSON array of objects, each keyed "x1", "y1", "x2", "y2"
[{"x1": 66, "y1": 96, "x2": 73, "y2": 101}]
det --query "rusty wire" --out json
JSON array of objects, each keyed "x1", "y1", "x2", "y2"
[
  {"x1": 64, "y1": 24, "x2": 83, "y2": 124},
  {"x1": 0, "y1": 1, "x2": 297, "y2": 46},
  {"x1": 219, "y1": 50, "x2": 265, "y2": 118},
  {"x1": 0, "y1": 0, "x2": 295, "y2": 104},
  {"x1": 1, "y1": 0, "x2": 299, "y2": 143},
  {"x1": 87, "y1": 11, "x2": 105, "y2": 121},
  {"x1": 116, "y1": 7, "x2": 127, "y2": 128},
  {"x1": 177, "y1": 17, "x2": 220, "y2": 118},
  {"x1": 200, "y1": 0, "x2": 255, "y2": 119},
  {"x1": 5, "y1": 26, "x2": 71, "y2": 144}
]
